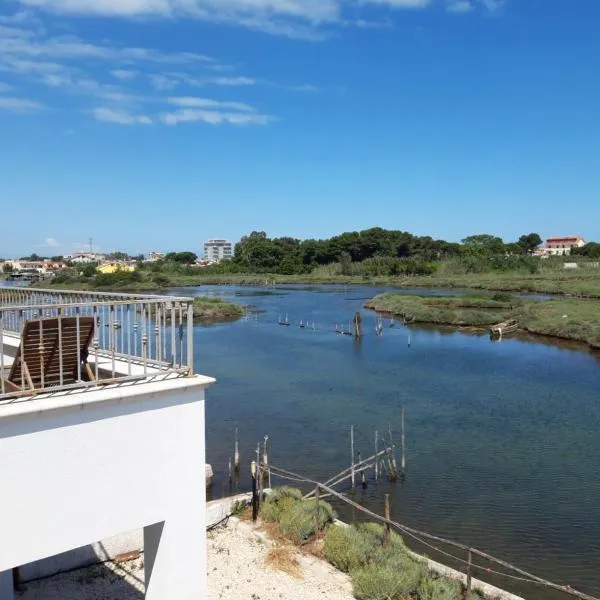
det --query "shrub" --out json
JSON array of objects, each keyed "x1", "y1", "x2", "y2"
[
  {"x1": 350, "y1": 559, "x2": 425, "y2": 600},
  {"x1": 324, "y1": 523, "x2": 409, "y2": 573},
  {"x1": 260, "y1": 487, "x2": 303, "y2": 523},
  {"x1": 324, "y1": 525, "x2": 374, "y2": 573},
  {"x1": 278, "y1": 498, "x2": 336, "y2": 544},
  {"x1": 151, "y1": 274, "x2": 170, "y2": 287},
  {"x1": 418, "y1": 575, "x2": 462, "y2": 600}
]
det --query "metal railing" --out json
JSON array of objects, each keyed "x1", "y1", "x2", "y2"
[{"x1": 0, "y1": 287, "x2": 195, "y2": 400}]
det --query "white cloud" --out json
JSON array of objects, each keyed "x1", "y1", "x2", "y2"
[
  {"x1": 360, "y1": 0, "x2": 431, "y2": 6},
  {"x1": 91, "y1": 107, "x2": 153, "y2": 125},
  {"x1": 0, "y1": 23, "x2": 213, "y2": 68},
  {"x1": 0, "y1": 97, "x2": 44, "y2": 112},
  {"x1": 168, "y1": 96, "x2": 256, "y2": 112},
  {"x1": 287, "y1": 83, "x2": 319, "y2": 92},
  {"x1": 477, "y1": 0, "x2": 504, "y2": 12},
  {"x1": 37, "y1": 237, "x2": 61, "y2": 248},
  {"x1": 161, "y1": 108, "x2": 271, "y2": 126},
  {"x1": 150, "y1": 74, "x2": 179, "y2": 90},
  {"x1": 209, "y1": 76, "x2": 256, "y2": 86},
  {"x1": 447, "y1": 0, "x2": 472, "y2": 12},
  {"x1": 110, "y1": 69, "x2": 137, "y2": 80},
  {"x1": 14, "y1": 0, "x2": 445, "y2": 38},
  {"x1": 0, "y1": 82, "x2": 15, "y2": 92}
]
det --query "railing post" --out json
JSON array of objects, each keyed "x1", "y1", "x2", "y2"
[
  {"x1": 0, "y1": 309, "x2": 4, "y2": 395},
  {"x1": 251, "y1": 461, "x2": 258, "y2": 523},
  {"x1": 383, "y1": 493, "x2": 390, "y2": 548},
  {"x1": 466, "y1": 548, "x2": 473, "y2": 596},
  {"x1": 187, "y1": 300, "x2": 194, "y2": 375}
]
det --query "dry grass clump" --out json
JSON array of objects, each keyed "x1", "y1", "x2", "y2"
[{"x1": 265, "y1": 546, "x2": 302, "y2": 579}]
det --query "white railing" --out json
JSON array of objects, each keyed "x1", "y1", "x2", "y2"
[{"x1": 0, "y1": 288, "x2": 195, "y2": 400}]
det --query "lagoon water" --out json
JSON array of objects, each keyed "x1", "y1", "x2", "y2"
[{"x1": 174, "y1": 283, "x2": 600, "y2": 599}]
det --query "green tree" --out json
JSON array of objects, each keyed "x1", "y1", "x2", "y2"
[
  {"x1": 461, "y1": 234, "x2": 506, "y2": 256},
  {"x1": 164, "y1": 251, "x2": 198, "y2": 265},
  {"x1": 339, "y1": 251, "x2": 352, "y2": 276},
  {"x1": 2, "y1": 263, "x2": 14, "y2": 273},
  {"x1": 80, "y1": 263, "x2": 98, "y2": 277},
  {"x1": 517, "y1": 233, "x2": 542, "y2": 254},
  {"x1": 572, "y1": 242, "x2": 600, "y2": 259}
]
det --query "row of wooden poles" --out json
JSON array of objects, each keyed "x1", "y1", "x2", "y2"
[
  {"x1": 234, "y1": 404, "x2": 600, "y2": 600},
  {"x1": 228, "y1": 406, "x2": 407, "y2": 490}
]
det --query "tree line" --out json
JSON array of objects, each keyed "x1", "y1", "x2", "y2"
[{"x1": 194, "y1": 229, "x2": 548, "y2": 276}]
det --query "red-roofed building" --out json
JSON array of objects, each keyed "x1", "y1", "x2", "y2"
[{"x1": 544, "y1": 236, "x2": 586, "y2": 256}]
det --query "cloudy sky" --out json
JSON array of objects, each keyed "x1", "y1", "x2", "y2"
[{"x1": 1, "y1": 0, "x2": 599, "y2": 255}]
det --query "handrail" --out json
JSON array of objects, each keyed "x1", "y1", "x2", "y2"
[{"x1": 0, "y1": 287, "x2": 196, "y2": 400}]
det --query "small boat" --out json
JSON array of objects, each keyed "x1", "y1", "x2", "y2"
[
  {"x1": 299, "y1": 319, "x2": 305, "y2": 329},
  {"x1": 490, "y1": 319, "x2": 518, "y2": 338},
  {"x1": 279, "y1": 313, "x2": 290, "y2": 326}
]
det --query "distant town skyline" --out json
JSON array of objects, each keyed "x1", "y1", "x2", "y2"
[{"x1": 1, "y1": 1, "x2": 599, "y2": 255}]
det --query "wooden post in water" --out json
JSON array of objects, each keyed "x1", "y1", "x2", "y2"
[
  {"x1": 263, "y1": 435, "x2": 270, "y2": 487},
  {"x1": 358, "y1": 451, "x2": 367, "y2": 488},
  {"x1": 350, "y1": 425, "x2": 356, "y2": 488},
  {"x1": 353, "y1": 312, "x2": 363, "y2": 339},
  {"x1": 466, "y1": 548, "x2": 473, "y2": 596},
  {"x1": 383, "y1": 494, "x2": 391, "y2": 548},
  {"x1": 374, "y1": 431, "x2": 379, "y2": 480},
  {"x1": 234, "y1": 428, "x2": 240, "y2": 473},
  {"x1": 256, "y1": 443, "x2": 262, "y2": 508},
  {"x1": 400, "y1": 406, "x2": 406, "y2": 480},
  {"x1": 251, "y1": 460, "x2": 258, "y2": 522},
  {"x1": 388, "y1": 424, "x2": 398, "y2": 481}
]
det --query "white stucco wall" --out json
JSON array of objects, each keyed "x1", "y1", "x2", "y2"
[{"x1": 0, "y1": 375, "x2": 214, "y2": 600}]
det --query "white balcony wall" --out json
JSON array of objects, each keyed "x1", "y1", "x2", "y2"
[{"x1": 0, "y1": 375, "x2": 214, "y2": 600}]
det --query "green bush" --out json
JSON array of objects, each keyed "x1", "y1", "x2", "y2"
[
  {"x1": 324, "y1": 525, "x2": 374, "y2": 572},
  {"x1": 350, "y1": 559, "x2": 425, "y2": 600},
  {"x1": 260, "y1": 487, "x2": 303, "y2": 523},
  {"x1": 324, "y1": 523, "x2": 409, "y2": 573},
  {"x1": 418, "y1": 575, "x2": 462, "y2": 600},
  {"x1": 278, "y1": 498, "x2": 336, "y2": 544}
]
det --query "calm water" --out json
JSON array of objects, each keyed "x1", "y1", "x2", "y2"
[{"x1": 172, "y1": 284, "x2": 600, "y2": 600}]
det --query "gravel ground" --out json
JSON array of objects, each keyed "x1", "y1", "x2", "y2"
[{"x1": 17, "y1": 518, "x2": 354, "y2": 600}]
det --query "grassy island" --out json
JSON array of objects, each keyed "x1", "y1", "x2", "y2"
[
  {"x1": 192, "y1": 297, "x2": 246, "y2": 323},
  {"x1": 366, "y1": 293, "x2": 600, "y2": 350}
]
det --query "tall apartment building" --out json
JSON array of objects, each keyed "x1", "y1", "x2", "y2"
[{"x1": 204, "y1": 239, "x2": 233, "y2": 263}]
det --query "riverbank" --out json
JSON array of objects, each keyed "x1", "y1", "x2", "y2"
[
  {"x1": 365, "y1": 293, "x2": 600, "y2": 350},
  {"x1": 44, "y1": 264, "x2": 600, "y2": 298},
  {"x1": 155, "y1": 270, "x2": 600, "y2": 298}
]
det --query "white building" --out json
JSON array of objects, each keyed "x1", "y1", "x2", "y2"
[
  {"x1": 544, "y1": 236, "x2": 586, "y2": 256},
  {"x1": 0, "y1": 288, "x2": 213, "y2": 600},
  {"x1": 65, "y1": 252, "x2": 106, "y2": 264},
  {"x1": 204, "y1": 239, "x2": 233, "y2": 264}
]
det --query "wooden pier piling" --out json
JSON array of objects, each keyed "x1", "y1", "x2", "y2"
[
  {"x1": 383, "y1": 494, "x2": 391, "y2": 548},
  {"x1": 234, "y1": 428, "x2": 240, "y2": 473},
  {"x1": 400, "y1": 406, "x2": 406, "y2": 479},
  {"x1": 350, "y1": 425, "x2": 356, "y2": 488},
  {"x1": 374, "y1": 431, "x2": 379, "y2": 480}
]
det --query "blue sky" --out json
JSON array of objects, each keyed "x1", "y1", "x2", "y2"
[{"x1": 1, "y1": 0, "x2": 599, "y2": 257}]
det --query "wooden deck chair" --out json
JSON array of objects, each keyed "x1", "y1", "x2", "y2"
[{"x1": 5, "y1": 316, "x2": 95, "y2": 393}]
